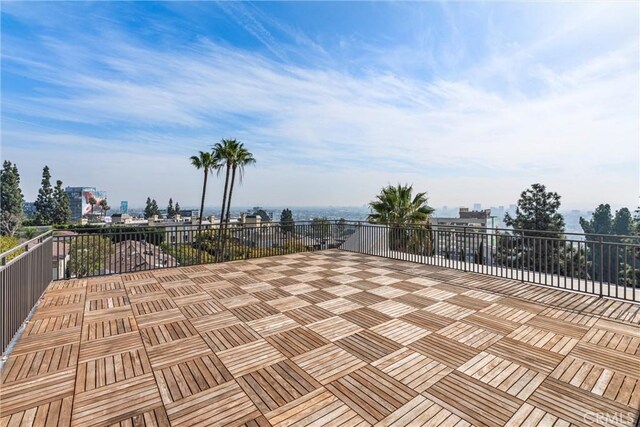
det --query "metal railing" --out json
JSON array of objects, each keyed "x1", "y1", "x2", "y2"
[
  {"x1": 1, "y1": 231, "x2": 53, "y2": 354},
  {"x1": 52, "y1": 222, "x2": 334, "y2": 280},
  {"x1": 2, "y1": 220, "x2": 639, "y2": 355},
  {"x1": 339, "y1": 222, "x2": 640, "y2": 302}
]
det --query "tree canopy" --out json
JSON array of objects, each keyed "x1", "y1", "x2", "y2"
[
  {"x1": 367, "y1": 184, "x2": 434, "y2": 225},
  {"x1": 504, "y1": 183, "x2": 565, "y2": 237},
  {"x1": 52, "y1": 180, "x2": 71, "y2": 225},
  {"x1": 0, "y1": 160, "x2": 24, "y2": 236},
  {"x1": 34, "y1": 166, "x2": 55, "y2": 225}
]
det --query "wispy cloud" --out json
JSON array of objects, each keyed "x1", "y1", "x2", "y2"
[{"x1": 1, "y1": 2, "x2": 638, "y2": 209}]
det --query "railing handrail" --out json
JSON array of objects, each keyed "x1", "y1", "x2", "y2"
[
  {"x1": 54, "y1": 220, "x2": 640, "y2": 242},
  {"x1": 0, "y1": 230, "x2": 53, "y2": 266}
]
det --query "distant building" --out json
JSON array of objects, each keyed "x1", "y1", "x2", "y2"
[
  {"x1": 120, "y1": 201, "x2": 129, "y2": 214},
  {"x1": 111, "y1": 213, "x2": 133, "y2": 224},
  {"x1": 432, "y1": 208, "x2": 496, "y2": 229},
  {"x1": 23, "y1": 201, "x2": 36, "y2": 218},
  {"x1": 473, "y1": 203, "x2": 482, "y2": 211},
  {"x1": 65, "y1": 187, "x2": 108, "y2": 221}
]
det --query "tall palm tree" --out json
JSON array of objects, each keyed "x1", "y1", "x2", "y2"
[
  {"x1": 368, "y1": 184, "x2": 434, "y2": 254},
  {"x1": 224, "y1": 143, "x2": 256, "y2": 227},
  {"x1": 367, "y1": 184, "x2": 433, "y2": 225},
  {"x1": 212, "y1": 139, "x2": 239, "y2": 229},
  {"x1": 190, "y1": 151, "x2": 218, "y2": 226}
]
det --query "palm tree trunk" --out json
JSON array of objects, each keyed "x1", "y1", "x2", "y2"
[
  {"x1": 220, "y1": 166, "x2": 237, "y2": 260},
  {"x1": 198, "y1": 170, "x2": 208, "y2": 226},
  {"x1": 217, "y1": 164, "x2": 231, "y2": 261}
]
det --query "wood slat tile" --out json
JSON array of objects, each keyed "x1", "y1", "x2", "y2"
[
  {"x1": 372, "y1": 348, "x2": 451, "y2": 393},
  {"x1": 164, "y1": 378, "x2": 262, "y2": 426},
  {"x1": 424, "y1": 371, "x2": 523, "y2": 427},
  {"x1": 217, "y1": 340, "x2": 286, "y2": 377},
  {"x1": 292, "y1": 344, "x2": 366, "y2": 385},
  {"x1": 154, "y1": 353, "x2": 233, "y2": 403},
  {"x1": 71, "y1": 373, "x2": 163, "y2": 427},
  {"x1": 237, "y1": 359, "x2": 320, "y2": 413},
  {"x1": 326, "y1": 365, "x2": 417, "y2": 424}
]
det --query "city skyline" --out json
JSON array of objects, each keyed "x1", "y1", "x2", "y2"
[{"x1": 2, "y1": 2, "x2": 638, "y2": 210}]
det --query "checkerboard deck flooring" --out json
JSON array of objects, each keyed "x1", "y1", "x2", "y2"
[{"x1": 2, "y1": 250, "x2": 639, "y2": 427}]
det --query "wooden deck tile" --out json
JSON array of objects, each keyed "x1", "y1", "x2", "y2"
[
  {"x1": 291, "y1": 344, "x2": 366, "y2": 384},
  {"x1": 2, "y1": 343, "x2": 79, "y2": 384},
  {"x1": 409, "y1": 333, "x2": 481, "y2": 368},
  {"x1": 237, "y1": 359, "x2": 320, "y2": 413},
  {"x1": 248, "y1": 314, "x2": 299, "y2": 337},
  {"x1": 265, "y1": 388, "x2": 367, "y2": 426},
  {"x1": 371, "y1": 319, "x2": 430, "y2": 345},
  {"x1": 217, "y1": 339, "x2": 286, "y2": 377},
  {"x1": 76, "y1": 347, "x2": 151, "y2": 392},
  {"x1": 550, "y1": 355, "x2": 640, "y2": 407},
  {"x1": 71, "y1": 373, "x2": 163, "y2": 427},
  {"x1": 507, "y1": 324, "x2": 578, "y2": 355},
  {"x1": 335, "y1": 329, "x2": 402, "y2": 363},
  {"x1": 528, "y1": 378, "x2": 639, "y2": 427},
  {"x1": 341, "y1": 307, "x2": 393, "y2": 329},
  {"x1": 372, "y1": 348, "x2": 451, "y2": 392},
  {"x1": 424, "y1": 371, "x2": 523, "y2": 427},
  {"x1": 164, "y1": 379, "x2": 262, "y2": 426},
  {"x1": 202, "y1": 323, "x2": 261, "y2": 351},
  {"x1": 326, "y1": 365, "x2": 417, "y2": 424},
  {"x1": 154, "y1": 353, "x2": 233, "y2": 403},
  {"x1": 283, "y1": 304, "x2": 334, "y2": 325},
  {"x1": 437, "y1": 321, "x2": 502, "y2": 350},
  {"x1": 376, "y1": 395, "x2": 471, "y2": 427},
  {"x1": 266, "y1": 327, "x2": 329, "y2": 358},
  {"x1": 0, "y1": 369, "x2": 76, "y2": 417},
  {"x1": 307, "y1": 316, "x2": 363, "y2": 341},
  {"x1": 457, "y1": 352, "x2": 546, "y2": 400},
  {"x1": 505, "y1": 403, "x2": 572, "y2": 427},
  {"x1": 0, "y1": 396, "x2": 74, "y2": 427}
]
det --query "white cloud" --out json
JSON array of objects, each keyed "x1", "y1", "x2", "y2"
[{"x1": 2, "y1": 2, "x2": 638, "y2": 210}]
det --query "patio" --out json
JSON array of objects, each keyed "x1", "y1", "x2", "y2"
[{"x1": 1, "y1": 250, "x2": 639, "y2": 426}]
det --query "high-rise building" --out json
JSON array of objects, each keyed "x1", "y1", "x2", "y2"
[
  {"x1": 65, "y1": 187, "x2": 108, "y2": 220},
  {"x1": 473, "y1": 203, "x2": 482, "y2": 211},
  {"x1": 120, "y1": 201, "x2": 129, "y2": 214}
]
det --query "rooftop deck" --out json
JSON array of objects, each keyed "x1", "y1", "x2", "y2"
[{"x1": 1, "y1": 250, "x2": 639, "y2": 427}]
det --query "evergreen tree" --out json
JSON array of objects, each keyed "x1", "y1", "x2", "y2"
[
  {"x1": 579, "y1": 204, "x2": 612, "y2": 235},
  {"x1": 0, "y1": 160, "x2": 24, "y2": 236},
  {"x1": 613, "y1": 208, "x2": 632, "y2": 236},
  {"x1": 144, "y1": 197, "x2": 153, "y2": 219},
  {"x1": 499, "y1": 184, "x2": 565, "y2": 273},
  {"x1": 280, "y1": 208, "x2": 295, "y2": 234},
  {"x1": 504, "y1": 183, "x2": 565, "y2": 237},
  {"x1": 52, "y1": 180, "x2": 71, "y2": 225},
  {"x1": 151, "y1": 199, "x2": 162, "y2": 218},
  {"x1": 174, "y1": 202, "x2": 181, "y2": 217},
  {"x1": 34, "y1": 166, "x2": 55, "y2": 225},
  {"x1": 167, "y1": 198, "x2": 175, "y2": 219},
  {"x1": 581, "y1": 205, "x2": 636, "y2": 284}
]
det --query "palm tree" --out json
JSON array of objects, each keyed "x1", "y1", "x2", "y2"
[
  {"x1": 224, "y1": 143, "x2": 256, "y2": 228},
  {"x1": 99, "y1": 199, "x2": 109, "y2": 217},
  {"x1": 368, "y1": 184, "x2": 433, "y2": 225},
  {"x1": 368, "y1": 184, "x2": 434, "y2": 254},
  {"x1": 212, "y1": 139, "x2": 239, "y2": 229},
  {"x1": 190, "y1": 151, "x2": 218, "y2": 226}
]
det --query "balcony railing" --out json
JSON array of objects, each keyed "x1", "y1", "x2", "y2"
[
  {"x1": 1, "y1": 231, "x2": 53, "y2": 354},
  {"x1": 2, "y1": 221, "x2": 639, "y2": 355}
]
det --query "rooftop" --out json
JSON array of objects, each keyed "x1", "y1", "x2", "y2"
[{"x1": 1, "y1": 250, "x2": 639, "y2": 426}]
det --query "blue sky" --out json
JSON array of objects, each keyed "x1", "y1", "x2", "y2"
[{"x1": 2, "y1": 1, "x2": 638, "y2": 209}]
